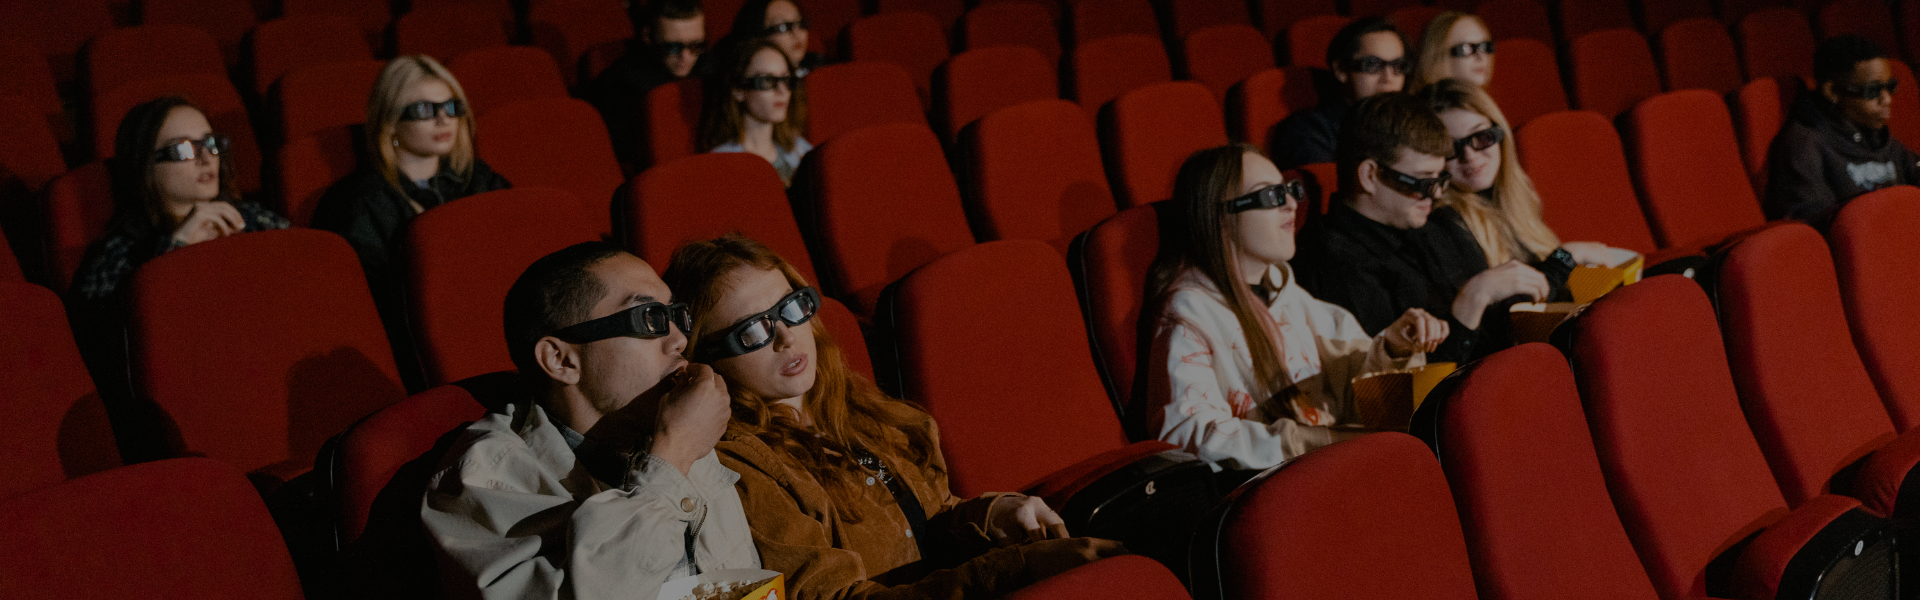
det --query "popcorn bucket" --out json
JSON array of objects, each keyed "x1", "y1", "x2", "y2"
[
  {"x1": 657, "y1": 569, "x2": 784, "y2": 600},
  {"x1": 1350, "y1": 362, "x2": 1457, "y2": 430}
]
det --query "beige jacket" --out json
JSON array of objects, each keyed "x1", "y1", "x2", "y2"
[{"x1": 422, "y1": 400, "x2": 759, "y2": 600}]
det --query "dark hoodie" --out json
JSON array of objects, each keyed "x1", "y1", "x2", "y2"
[{"x1": 1763, "y1": 94, "x2": 1920, "y2": 229}]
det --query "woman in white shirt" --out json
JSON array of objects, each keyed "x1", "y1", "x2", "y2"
[
  {"x1": 699, "y1": 37, "x2": 812, "y2": 186},
  {"x1": 1144, "y1": 144, "x2": 1449, "y2": 471}
]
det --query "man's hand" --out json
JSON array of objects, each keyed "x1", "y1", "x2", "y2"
[
  {"x1": 1452, "y1": 261, "x2": 1550, "y2": 330},
  {"x1": 986, "y1": 495, "x2": 1070, "y2": 546},
  {"x1": 171, "y1": 201, "x2": 244, "y2": 246},
  {"x1": 1381, "y1": 308, "x2": 1448, "y2": 357},
  {"x1": 1022, "y1": 538, "x2": 1128, "y2": 581},
  {"x1": 648, "y1": 364, "x2": 731, "y2": 475}
]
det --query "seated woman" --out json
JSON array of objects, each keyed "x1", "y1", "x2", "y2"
[
  {"x1": 699, "y1": 38, "x2": 812, "y2": 186},
  {"x1": 661, "y1": 234, "x2": 1122, "y2": 600},
  {"x1": 1414, "y1": 12, "x2": 1495, "y2": 88},
  {"x1": 1414, "y1": 78, "x2": 1629, "y2": 274},
  {"x1": 731, "y1": 0, "x2": 827, "y2": 76},
  {"x1": 312, "y1": 55, "x2": 509, "y2": 307},
  {"x1": 1145, "y1": 144, "x2": 1446, "y2": 472}
]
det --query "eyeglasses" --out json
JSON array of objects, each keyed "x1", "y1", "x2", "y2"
[
  {"x1": 153, "y1": 134, "x2": 229, "y2": 162},
  {"x1": 695, "y1": 287, "x2": 820, "y2": 361},
  {"x1": 398, "y1": 99, "x2": 465, "y2": 121},
  {"x1": 1448, "y1": 40, "x2": 1495, "y2": 57},
  {"x1": 550, "y1": 301, "x2": 693, "y2": 344},
  {"x1": 1837, "y1": 78, "x2": 1899, "y2": 99},
  {"x1": 737, "y1": 74, "x2": 802, "y2": 91},
  {"x1": 1375, "y1": 162, "x2": 1451, "y2": 200},
  {"x1": 1226, "y1": 181, "x2": 1306, "y2": 213},
  {"x1": 1340, "y1": 55, "x2": 1409, "y2": 75},
  {"x1": 761, "y1": 20, "x2": 807, "y2": 36},
  {"x1": 1452, "y1": 125, "x2": 1505, "y2": 156},
  {"x1": 658, "y1": 40, "x2": 708, "y2": 57}
]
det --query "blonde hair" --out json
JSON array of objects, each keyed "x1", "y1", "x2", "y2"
[
  {"x1": 1418, "y1": 78, "x2": 1560, "y2": 265},
  {"x1": 1415, "y1": 12, "x2": 1489, "y2": 88},
  {"x1": 365, "y1": 55, "x2": 477, "y2": 193}
]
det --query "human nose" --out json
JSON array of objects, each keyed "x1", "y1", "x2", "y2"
[
  {"x1": 665, "y1": 322, "x2": 688, "y2": 357},
  {"x1": 769, "y1": 321, "x2": 794, "y2": 351}
]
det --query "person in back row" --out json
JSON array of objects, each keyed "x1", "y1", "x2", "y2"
[
  {"x1": 661, "y1": 234, "x2": 1125, "y2": 600},
  {"x1": 1292, "y1": 92, "x2": 1554, "y2": 363},
  {"x1": 700, "y1": 38, "x2": 812, "y2": 186},
  {"x1": 588, "y1": 0, "x2": 712, "y2": 167},
  {"x1": 1271, "y1": 16, "x2": 1407, "y2": 170},
  {"x1": 423, "y1": 241, "x2": 759, "y2": 599},
  {"x1": 1145, "y1": 144, "x2": 1446, "y2": 471},
  {"x1": 1765, "y1": 34, "x2": 1920, "y2": 229},
  {"x1": 1413, "y1": 12, "x2": 1494, "y2": 88},
  {"x1": 731, "y1": 0, "x2": 827, "y2": 77}
]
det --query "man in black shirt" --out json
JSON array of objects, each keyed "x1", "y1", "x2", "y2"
[
  {"x1": 1293, "y1": 93, "x2": 1560, "y2": 362},
  {"x1": 1270, "y1": 17, "x2": 1408, "y2": 170},
  {"x1": 1764, "y1": 35, "x2": 1920, "y2": 230},
  {"x1": 585, "y1": 0, "x2": 712, "y2": 167}
]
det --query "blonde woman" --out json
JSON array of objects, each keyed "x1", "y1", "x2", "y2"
[{"x1": 1414, "y1": 12, "x2": 1495, "y2": 88}]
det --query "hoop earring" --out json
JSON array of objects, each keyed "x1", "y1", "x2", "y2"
[{"x1": 391, "y1": 138, "x2": 399, "y2": 147}]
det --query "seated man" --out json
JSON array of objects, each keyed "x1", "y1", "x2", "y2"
[
  {"x1": 1292, "y1": 93, "x2": 1562, "y2": 363},
  {"x1": 423, "y1": 241, "x2": 758, "y2": 599},
  {"x1": 1764, "y1": 34, "x2": 1920, "y2": 229},
  {"x1": 1270, "y1": 16, "x2": 1408, "y2": 170},
  {"x1": 586, "y1": 0, "x2": 712, "y2": 166}
]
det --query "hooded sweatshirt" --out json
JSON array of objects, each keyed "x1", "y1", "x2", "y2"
[{"x1": 1763, "y1": 94, "x2": 1920, "y2": 229}]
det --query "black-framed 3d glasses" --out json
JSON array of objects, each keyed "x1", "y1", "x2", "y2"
[
  {"x1": 737, "y1": 74, "x2": 803, "y2": 91},
  {"x1": 1452, "y1": 125, "x2": 1505, "y2": 156},
  {"x1": 551, "y1": 301, "x2": 692, "y2": 344},
  {"x1": 761, "y1": 19, "x2": 807, "y2": 36},
  {"x1": 1838, "y1": 78, "x2": 1899, "y2": 99},
  {"x1": 694, "y1": 287, "x2": 820, "y2": 361},
  {"x1": 398, "y1": 99, "x2": 465, "y2": 121},
  {"x1": 1376, "y1": 163, "x2": 1451, "y2": 200},
  {"x1": 1226, "y1": 180, "x2": 1306, "y2": 213},
  {"x1": 1448, "y1": 40, "x2": 1495, "y2": 57},
  {"x1": 1340, "y1": 55, "x2": 1409, "y2": 75},
  {"x1": 153, "y1": 134, "x2": 229, "y2": 163},
  {"x1": 657, "y1": 40, "x2": 708, "y2": 57}
]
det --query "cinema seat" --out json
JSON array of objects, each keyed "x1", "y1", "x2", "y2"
[
  {"x1": 527, "y1": 0, "x2": 633, "y2": 88},
  {"x1": 1481, "y1": 38, "x2": 1568, "y2": 129},
  {"x1": 845, "y1": 11, "x2": 949, "y2": 105},
  {"x1": 1069, "y1": 0, "x2": 1159, "y2": 45},
  {"x1": 477, "y1": 97, "x2": 625, "y2": 235},
  {"x1": 1514, "y1": 110, "x2": 1659, "y2": 255},
  {"x1": 1067, "y1": 201, "x2": 1172, "y2": 435},
  {"x1": 621, "y1": 152, "x2": 819, "y2": 283},
  {"x1": 1100, "y1": 82, "x2": 1227, "y2": 207},
  {"x1": 805, "y1": 61, "x2": 929, "y2": 145},
  {"x1": 1657, "y1": 18, "x2": 1742, "y2": 95},
  {"x1": 449, "y1": 46, "x2": 569, "y2": 115},
  {"x1": 1476, "y1": 0, "x2": 1553, "y2": 44},
  {"x1": 960, "y1": 99, "x2": 1116, "y2": 252},
  {"x1": 959, "y1": 1, "x2": 1060, "y2": 61},
  {"x1": 1178, "y1": 25, "x2": 1275, "y2": 103},
  {"x1": 85, "y1": 25, "x2": 225, "y2": 99},
  {"x1": 1067, "y1": 34, "x2": 1172, "y2": 119},
  {"x1": 1228, "y1": 66, "x2": 1319, "y2": 154},
  {"x1": 1004, "y1": 555, "x2": 1191, "y2": 600},
  {"x1": 0, "y1": 280, "x2": 118, "y2": 499},
  {"x1": 1730, "y1": 76, "x2": 1800, "y2": 196},
  {"x1": 1624, "y1": 90, "x2": 1766, "y2": 249},
  {"x1": 1739, "y1": 8, "x2": 1816, "y2": 83},
  {"x1": 246, "y1": 15, "x2": 371, "y2": 97},
  {"x1": 1569, "y1": 28, "x2": 1661, "y2": 117},
  {"x1": 640, "y1": 78, "x2": 702, "y2": 169},
  {"x1": 1831, "y1": 187, "x2": 1920, "y2": 432},
  {"x1": 392, "y1": 4, "x2": 510, "y2": 63},
  {"x1": 935, "y1": 45, "x2": 1057, "y2": 143}
]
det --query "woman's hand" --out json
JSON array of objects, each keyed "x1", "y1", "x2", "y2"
[
  {"x1": 1021, "y1": 537, "x2": 1128, "y2": 581},
  {"x1": 171, "y1": 201, "x2": 244, "y2": 246},
  {"x1": 1560, "y1": 241, "x2": 1619, "y2": 267},
  {"x1": 986, "y1": 495, "x2": 1070, "y2": 546},
  {"x1": 1382, "y1": 308, "x2": 1448, "y2": 357}
]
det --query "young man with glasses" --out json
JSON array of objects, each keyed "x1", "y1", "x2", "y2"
[
  {"x1": 587, "y1": 0, "x2": 713, "y2": 167},
  {"x1": 1292, "y1": 93, "x2": 1555, "y2": 363},
  {"x1": 423, "y1": 241, "x2": 759, "y2": 600},
  {"x1": 1270, "y1": 16, "x2": 1409, "y2": 170},
  {"x1": 1765, "y1": 34, "x2": 1920, "y2": 229}
]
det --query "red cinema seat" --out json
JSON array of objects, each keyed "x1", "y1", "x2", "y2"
[
  {"x1": 1720, "y1": 0, "x2": 1792, "y2": 26},
  {"x1": 805, "y1": 61, "x2": 929, "y2": 145},
  {"x1": 1253, "y1": 0, "x2": 1339, "y2": 40},
  {"x1": 1229, "y1": 66, "x2": 1319, "y2": 154},
  {"x1": 1419, "y1": 344, "x2": 1663, "y2": 600},
  {"x1": 392, "y1": 5, "x2": 510, "y2": 65},
  {"x1": 1888, "y1": 60, "x2": 1920, "y2": 150},
  {"x1": 332, "y1": 377, "x2": 489, "y2": 547},
  {"x1": 1714, "y1": 223, "x2": 1920, "y2": 518},
  {"x1": 0, "y1": 458, "x2": 305, "y2": 600},
  {"x1": 1565, "y1": 274, "x2": 1898, "y2": 600},
  {"x1": 282, "y1": 0, "x2": 390, "y2": 49},
  {"x1": 1625, "y1": 90, "x2": 1766, "y2": 249},
  {"x1": 84, "y1": 25, "x2": 225, "y2": 101},
  {"x1": 640, "y1": 78, "x2": 703, "y2": 169},
  {"x1": 876, "y1": 0, "x2": 965, "y2": 31},
  {"x1": 129, "y1": 229, "x2": 406, "y2": 486},
  {"x1": 528, "y1": 0, "x2": 634, "y2": 88},
  {"x1": 1739, "y1": 8, "x2": 1817, "y2": 82},
  {"x1": 846, "y1": 11, "x2": 950, "y2": 106},
  {"x1": 1179, "y1": 25, "x2": 1275, "y2": 103},
  {"x1": 1349, "y1": 0, "x2": 1421, "y2": 17},
  {"x1": 139, "y1": 0, "x2": 257, "y2": 68},
  {"x1": 1164, "y1": 0, "x2": 1253, "y2": 38},
  {"x1": 960, "y1": 1, "x2": 1060, "y2": 61},
  {"x1": 1831, "y1": 187, "x2": 1920, "y2": 431},
  {"x1": 0, "y1": 37, "x2": 68, "y2": 145},
  {"x1": 1100, "y1": 81, "x2": 1228, "y2": 207},
  {"x1": 1554, "y1": 0, "x2": 1635, "y2": 43},
  {"x1": 1476, "y1": 0, "x2": 1554, "y2": 43},
  {"x1": 1731, "y1": 75, "x2": 1801, "y2": 196},
  {"x1": 247, "y1": 15, "x2": 373, "y2": 98},
  {"x1": 1389, "y1": 6, "x2": 1447, "y2": 50},
  {"x1": 704, "y1": 0, "x2": 747, "y2": 44},
  {"x1": 1820, "y1": 0, "x2": 1900, "y2": 58},
  {"x1": 1482, "y1": 38, "x2": 1568, "y2": 129},
  {"x1": 91, "y1": 74, "x2": 264, "y2": 197},
  {"x1": 1906, "y1": 0, "x2": 1920, "y2": 67},
  {"x1": 1658, "y1": 18, "x2": 1743, "y2": 94},
  {"x1": 1570, "y1": 28, "x2": 1661, "y2": 117},
  {"x1": 478, "y1": 97, "x2": 625, "y2": 235},
  {"x1": 449, "y1": 46, "x2": 569, "y2": 115},
  {"x1": 41, "y1": 162, "x2": 112, "y2": 291},
  {"x1": 404, "y1": 188, "x2": 600, "y2": 386},
  {"x1": 0, "y1": 227, "x2": 18, "y2": 281},
  {"x1": 960, "y1": 99, "x2": 1116, "y2": 252},
  {"x1": 792, "y1": 123, "x2": 974, "y2": 314},
  {"x1": 802, "y1": 0, "x2": 864, "y2": 57},
  {"x1": 277, "y1": 131, "x2": 358, "y2": 228},
  {"x1": 1515, "y1": 111, "x2": 1660, "y2": 255},
  {"x1": 409, "y1": 0, "x2": 516, "y2": 28},
  {"x1": 275, "y1": 59, "x2": 383, "y2": 144},
  {"x1": 1004, "y1": 555, "x2": 1191, "y2": 600},
  {"x1": 0, "y1": 281, "x2": 118, "y2": 499},
  {"x1": 935, "y1": 45, "x2": 1058, "y2": 143},
  {"x1": 0, "y1": 96, "x2": 70, "y2": 194},
  {"x1": 622, "y1": 153, "x2": 820, "y2": 283},
  {"x1": 1188, "y1": 433, "x2": 1478, "y2": 600},
  {"x1": 1283, "y1": 15, "x2": 1351, "y2": 68},
  {"x1": 0, "y1": 0, "x2": 112, "y2": 87},
  {"x1": 1069, "y1": 0, "x2": 1159, "y2": 45},
  {"x1": 1637, "y1": 0, "x2": 1713, "y2": 37},
  {"x1": 1068, "y1": 34, "x2": 1173, "y2": 119},
  {"x1": 1067, "y1": 201, "x2": 1170, "y2": 432}
]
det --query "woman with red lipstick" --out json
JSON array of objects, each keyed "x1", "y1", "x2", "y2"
[
  {"x1": 698, "y1": 38, "x2": 811, "y2": 186},
  {"x1": 1143, "y1": 144, "x2": 1447, "y2": 472},
  {"x1": 661, "y1": 234, "x2": 1124, "y2": 600}
]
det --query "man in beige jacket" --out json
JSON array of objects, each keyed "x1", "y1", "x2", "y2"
[{"x1": 423, "y1": 241, "x2": 759, "y2": 600}]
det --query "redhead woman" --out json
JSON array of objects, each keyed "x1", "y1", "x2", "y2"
[
  {"x1": 1414, "y1": 12, "x2": 1495, "y2": 88},
  {"x1": 699, "y1": 38, "x2": 811, "y2": 186},
  {"x1": 661, "y1": 234, "x2": 1123, "y2": 600}
]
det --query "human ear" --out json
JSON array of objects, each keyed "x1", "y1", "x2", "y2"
[
  {"x1": 536, "y1": 337, "x2": 582, "y2": 386},
  {"x1": 1357, "y1": 159, "x2": 1380, "y2": 196},
  {"x1": 1821, "y1": 81, "x2": 1841, "y2": 105}
]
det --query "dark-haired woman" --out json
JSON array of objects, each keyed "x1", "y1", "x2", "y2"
[
  {"x1": 700, "y1": 39, "x2": 811, "y2": 186},
  {"x1": 731, "y1": 0, "x2": 827, "y2": 76},
  {"x1": 662, "y1": 234, "x2": 1123, "y2": 600}
]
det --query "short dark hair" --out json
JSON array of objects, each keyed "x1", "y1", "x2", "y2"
[
  {"x1": 1814, "y1": 34, "x2": 1887, "y2": 84},
  {"x1": 502, "y1": 241, "x2": 631, "y2": 381},
  {"x1": 634, "y1": 0, "x2": 704, "y2": 31},
  {"x1": 1326, "y1": 16, "x2": 1403, "y2": 73},
  {"x1": 1336, "y1": 92, "x2": 1455, "y2": 192}
]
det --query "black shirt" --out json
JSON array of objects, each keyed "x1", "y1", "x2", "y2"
[
  {"x1": 1270, "y1": 100, "x2": 1347, "y2": 170},
  {"x1": 1764, "y1": 94, "x2": 1920, "y2": 230},
  {"x1": 311, "y1": 157, "x2": 510, "y2": 308},
  {"x1": 583, "y1": 43, "x2": 712, "y2": 167}
]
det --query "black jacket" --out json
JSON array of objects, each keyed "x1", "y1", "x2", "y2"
[
  {"x1": 311, "y1": 157, "x2": 510, "y2": 307},
  {"x1": 1270, "y1": 100, "x2": 1347, "y2": 170},
  {"x1": 1764, "y1": 95, "x2": 1920, "y2": 229},
  {"x1": 584, "y1": 43, "x2": 712, "y2": 167}
]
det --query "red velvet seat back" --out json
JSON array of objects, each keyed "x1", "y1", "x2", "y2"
[
  {"x1": 1481, "y1": 38, "x2": 1567, "y2": 129},
  {"x1": 141, "y1": 0, "x2": 256, "y2": 68},
  {"x1": 883, "y1": 240, "x2": 1128, "y2": 497},
  {"x1": 282, "y1": 0, "x2": 390, "y2": 47},
  {"x1": 527, "y1": 0, "x2": 634, "y2": 88},
  {"x1": 1738, "y1": 8, "x2": 1816, "y2": 83},
  {"x1": 0, "y1": 37, "x2": 65, "y2": 140},
  {"x1": 804, "y1": 0, "x2": 863, "y2": 57},
  {"x1": 1167, "y1": 0, "x2": 1253, "y2": 37},
  {"x1": 960, "y1": 1, "x2": 1060, "y2": 61},
  {"x1": 478, "y1": 97, "x2": 625, "y2": 234},
  {"x1": 1069, "y1": 0, "x2": 1159, "y2": 45},
  {"x1": 1637, "y1": 0, "x2": 1712, "y2": 38},
  {"x1": 0, "y1": 95, "x2": 68, "y2": 194},
  {"x1": 1254, "y1": 0, "x2": 1338, "y2": 40},
  {"x1": 1282, "y1": 15, "x2": 1351, "y2": 68},
  {"x1": 277, "y1": 128, "x2": 359, "y2": 228},
  {"x1": 1179, "y1": 25, "x2": 1275, "y2": 102},
  {"x1": 1554, "y1": 0, "x2": 1635, "y2": 42},
  {"x1": 449, "y1": 46, "x2": 569, "y2": 116},
  {"x1": 1819, "y1": 0, "x2": 1900, "y2": 56},
  {"x1": 1625, "y1": 89, "x2": 1765, "y2": 248},
  {"x1": 1730, "y1": 76, "x2": 1799, "y2": 196},
  {"x1": 1432, "y1": 344, "x2": 1662, "y2": 600},
  {"x1": 623, "y1": 152, "x2": 819, "y2": 283},
  {"x1": 0, "y1": 0, "x2": 112, "y2": 86},
  {"x1": 406, "y1": 188, "x2": 601, "y2": 387},
  {"x1": 42, "y1": 162, "x2": 112, "y2": 291},
  {"x1": 275, "y1": 59, "x2": 383, "y2": 144},
  {"x1": 84, "y1": 25, "x2": 225, "y2": 101},
  {"x1": 805, "y1": 61, "x2": 929, "y2": 145},
  {"x1": 961, "y1": 99, "x2": 1115, "y2": 252},
  {"x1": 875, "y1": 0, "x2": 964, "y2": 31},
  {"x1": 92, "y1": 73, "x2": 263, "y2": 196},
  {"x1": 1003, "y1": 555, "x2": 1191, "y2": 600},
  {"x1": 1570, "y1": 28, "x2": 1661, "y2": 118},
  {"x1": 1101, "y1": 81, "x2": 1227, "y2": 207},
  {"x1": 392, "y1": 5, "x2": 510, "y2": 64},
  {"x1": 1658, "y1": 18, "x2": 1742, "y2": 95},
  {"x1": 796, "y1": 123, "x2": 974, "y2": 313},
  {"x1": 335, "y1": 381, "x2": 487, "y2": 544},
  {"x1": 1831, "y1": 187, "x2": 1920, "y2": 431},
  {"x1": 1069, "y1": 201, "x2": 1163, "y2": 432},
  {"x1": 130, "y1": 229, "x2": 405, "y2": 478},
  {"x1": 1228, "y1": 66, "x2": 1318, "y2": 154},
  {"x1": 1515, "y1": 110, "x2": 1659, "y2": 255},
  {"x1": 846, "y1": 12, "x2": 950, "y2": 105},
  {"x1": 1476, "y1": 0, "x2": 1553, "y2": 44},
  {"x1": 1388, "y1": 7, "x2": 1447, "y2": 49},
  {"x1": 1068, "y1": 34, "x2": 1172, "y2": 119},
  {"x1": 0, "y1": 227, "x2": 18, "y2": 281},
  {"x1": 641, "y1": 78, "x2": 703, "y2": 169},
  {"x1": 1887, "y1": 60, "x2": 1920, "y2": 151},
  {"x1": 0, "y1": 458, "x2": 305, "y2": 600},
  {"x1": 0, "y1": 281, "x2": 118, "y2": 499},
  {"x1": 248, "y1": 15, "x2": 372, "y2": 97},
  {"x1": 936, "y1": 45, "x2": 1058, "y2": 143}
]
